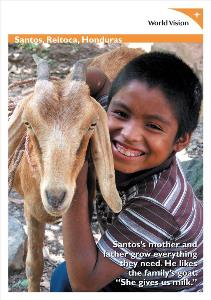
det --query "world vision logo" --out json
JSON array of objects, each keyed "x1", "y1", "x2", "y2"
[{"x1": 171, "y1": 8, "x2": 203, "y2": 29}]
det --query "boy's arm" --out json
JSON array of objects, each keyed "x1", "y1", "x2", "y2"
[{"x1": 62, "y1": 162, "x2": 125, "y2": 292}]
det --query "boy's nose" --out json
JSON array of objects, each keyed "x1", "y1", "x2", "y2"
[{"x1": 121, "y1": 122, "x2": 144, "y2": 143}]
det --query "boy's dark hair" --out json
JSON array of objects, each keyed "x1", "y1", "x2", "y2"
[{"x1": 108, "y1": 51, "x2": 202, "y2": 140}]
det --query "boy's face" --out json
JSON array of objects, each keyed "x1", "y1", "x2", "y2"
[{"x1": 107, "y1": 80, "x2": 189, "y2": 174}]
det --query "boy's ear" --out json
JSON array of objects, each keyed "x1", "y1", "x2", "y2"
[{"x1": 173, "y1": 133, "x2": 192, "y2": 153}]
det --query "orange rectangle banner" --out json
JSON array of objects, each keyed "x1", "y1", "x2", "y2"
[{"x1": 8, "y1": 34, "x2": 203, "y2": 44}]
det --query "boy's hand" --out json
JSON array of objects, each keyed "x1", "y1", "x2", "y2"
[{"x1": 86, "y1": 67, "x2": 111, "y2": 99}]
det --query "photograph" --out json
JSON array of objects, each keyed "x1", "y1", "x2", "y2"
[{"x1": 8, "y1": 40, "x2": 203, "y2": 292}]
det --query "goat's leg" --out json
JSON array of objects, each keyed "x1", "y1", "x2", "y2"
[{"x1": 25, "y1": 207, "x2": 45, "y2": 292}]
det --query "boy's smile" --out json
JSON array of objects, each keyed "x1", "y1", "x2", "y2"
[{"x1": 107, "y1": 80, "x2": 188, "y2": 174}]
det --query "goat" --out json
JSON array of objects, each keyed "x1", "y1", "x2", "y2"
[{"x1": 8, "y1": 46, "x2": 144, "y2": 291}]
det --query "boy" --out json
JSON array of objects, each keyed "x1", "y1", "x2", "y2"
[{"x1": 50, "y1": 51, "x2": 203, "y2": 292}]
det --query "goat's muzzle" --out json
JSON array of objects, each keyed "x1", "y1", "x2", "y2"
[{"x1": 45, "y1": 189, "x2": 66, "y2": 210}]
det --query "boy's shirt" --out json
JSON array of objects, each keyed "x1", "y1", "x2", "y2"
[
  {"x1": 96, "y1": 156, "x2": 203, "y2": 291},
  {"x1": 96, "y1": 95, "x2": 203, "y2": 292},
  {"x1": 96, "y1": 155, "x2": 203, "y2": 292}
]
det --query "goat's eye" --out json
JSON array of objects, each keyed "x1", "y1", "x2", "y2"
[
  {"x1": 89, "y1": 122, "x2": 97, "y2": 130},
  {"x1": 24, "y1": 121, "x2": 32, "y2": 129}
]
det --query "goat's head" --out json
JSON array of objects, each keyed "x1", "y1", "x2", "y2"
[{"x1": 21, "y1": 55, "x2": 122, "y2": 216}]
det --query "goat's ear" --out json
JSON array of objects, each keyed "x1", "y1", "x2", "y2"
[{"x1": 91, "y1": 104, "x2": 122, "y2": 213}]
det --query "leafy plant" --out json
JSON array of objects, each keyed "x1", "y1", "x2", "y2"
[{"x1": 12, "y1": 278, "x2": 28, "y2": 289}]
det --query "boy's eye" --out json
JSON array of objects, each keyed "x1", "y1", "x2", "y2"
[
  {"x1": 113, "y1": 110, "x2": 128, "y2": 119},
  {"x1": 146, "y1": 123, "x2": 162, "y2": 131}
]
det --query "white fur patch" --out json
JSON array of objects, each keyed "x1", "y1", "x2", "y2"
[
  {"x1": 49, "y1": 124, "x2": 67, "y2": 150},
  {"x1": 34, "y1": 80, "x2": 54, "y2": 102},
  {"x1": 63, "y1": 80, "x2": 89, "y2": 97}
]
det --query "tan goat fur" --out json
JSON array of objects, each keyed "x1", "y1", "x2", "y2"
[{"x1": 8, "y1": 46, "x2": 144, "y2": 291}]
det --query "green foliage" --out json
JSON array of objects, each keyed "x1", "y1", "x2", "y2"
[
  {"x1": 16, "y1": 43, "x2": 50, "y2": 58},
  {"x1": 12, "y1": 278, "x2": 28, "y2": 289},
  {"x1": 17, "y1": 43, "x2": 40, "y2": 51}
]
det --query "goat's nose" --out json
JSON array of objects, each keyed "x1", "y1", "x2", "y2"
[{"x1": 45, "y1": 189, "x2": 66, "y2": 208}]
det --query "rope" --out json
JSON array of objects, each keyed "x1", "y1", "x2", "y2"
[
  {"x1": 8, "y1": 132, "x2": 26, "y2": 194},
  {"x1": 8, "y1": 131, "x2": 37, "y2": 194}
]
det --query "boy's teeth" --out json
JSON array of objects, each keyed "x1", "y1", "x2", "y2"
[{"x1": 116, "y1": 143, "x2": 143, "y2": 157}]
